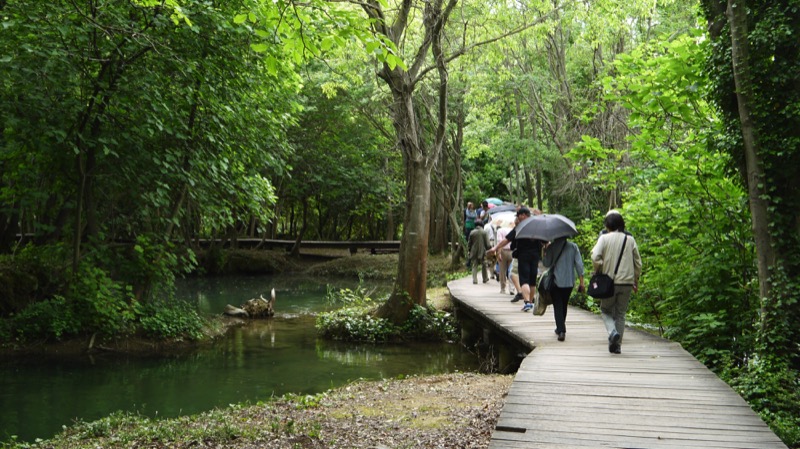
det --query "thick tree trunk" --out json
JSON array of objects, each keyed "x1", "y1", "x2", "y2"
[
  {"x1": 726, "y1": 0, "x2": 775, "y2": 311},
  {"x1": 384, "y1": 157, "x2": 396, "y2": 240},
  {"x1": 367, "y1": 0, "x2": 456, "y2": 324},
  {"x1": 380, "y1": 161, "x2": 431, "y2": 322}
]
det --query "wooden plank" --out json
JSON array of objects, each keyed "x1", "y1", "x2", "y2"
[
  {"x1": 490, "y1": 430, "x2": 784, "y2": 449},
  {"x1": 447, "y1": 276, "x2": 788, "y2": 449}
]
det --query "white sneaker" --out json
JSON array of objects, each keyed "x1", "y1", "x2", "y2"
[{"x1": 499, "y1": 288, "x2": 506, "y2": 294}]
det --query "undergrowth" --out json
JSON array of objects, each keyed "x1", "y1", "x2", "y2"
[{"x1": 316, "y1": 276, "x2": 458, "y2": 343}]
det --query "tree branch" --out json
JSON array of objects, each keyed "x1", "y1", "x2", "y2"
[{"x1": 414, "y1": 2, "x2": 567, "y2": 84}]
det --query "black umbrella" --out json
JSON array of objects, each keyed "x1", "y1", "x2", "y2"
[
  {"x1": 514, "y1": 214, "x2": 578, "y2": 241},
  {"x1": 488, "y1": 204, "x2": 516, "y2": 215}
]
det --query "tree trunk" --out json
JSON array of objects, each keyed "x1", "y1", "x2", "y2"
[
  {"x1": 384, "y1": 156, "x2": 396, "y2": 240},
  {"x1": 726, "y1": 0, "x2": 775, "y2": 311},
  {"x1": 379, "y1": 161, "x2": 431, "y2": 322},
  {"x1": 368, "y1": 0, "x2": 457, "y2": 324},
  {"x1": 374, "y1": 64, "x2": 435, "y2": 324}
]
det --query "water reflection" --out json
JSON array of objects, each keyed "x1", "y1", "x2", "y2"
[{"x1": 0, "y1": 275, "x2": 478, "y2": 443}]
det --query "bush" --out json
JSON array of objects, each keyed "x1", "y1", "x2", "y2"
[
  {"x1": 316, "y1": 306, "x2": 394, "y2": 342},
  {"x1": 69, "y1": 264, "x2": 137, "y2": 337},
  {"x1": 0, "y1": 251, "x2": 208, "y2": 343},
  {"x1": 137, "y1": 299, "x2": 207, "y2": 341},
  {"x1": 725, "y1": 358, "x2": 800, "y2": 448},
  {"x1": 6, "y1": 295, "x2": 80, "y2": 341},
  {"x1": 317, "y1": 281, "x2": 459, "y2": 343},
  {"x1": 0, "y1": 244, "x2": 68, "y2": 317},
  {"x1": 400, "y1": 305, "x2": 458, "y2": 342}
]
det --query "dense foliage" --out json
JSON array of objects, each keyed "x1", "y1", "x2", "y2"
[
  {"x1": 566, "y1": 20, "x2": 798, "y2": 443},
  {"x1": 698, "y1": 0, "x2": 800, "y2": 443},
  {"x1": 0, "y1": 0, "x2": 797, "y2": 445}
]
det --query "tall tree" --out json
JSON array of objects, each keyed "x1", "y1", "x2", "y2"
[
  {"x1": 350, "y1": 0, "x2": 457, "y2": 323},
  {"x1": 701, "y1": 0, "x2": 800, "y2": 365}
]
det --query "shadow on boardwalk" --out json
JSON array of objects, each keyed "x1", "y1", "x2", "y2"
[{"x1": 448, "y1": 276, "x2": 787, "y2": 449}]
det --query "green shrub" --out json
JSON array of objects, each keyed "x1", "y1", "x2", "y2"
[
  {"x1": 0, "y1": 244, "x2": 68, "y2": 317},
  {"x1": 725, "y1": 358, "x2": 800, "y2": 447},
  {"x1": 316, "y1": 305, "x2": 393, "y2": 342},
  {"x1": 400, "y1": 305, "x2": 458, "y2": 342},
  {"x1": 137, "y1": 299, "x2": 207, "y2": 341},
  {"x1": 6, "y1": 295, "x2": 80, "y2": 341},
  {"x1": 318, "y1": 282, "x2": 459, "y2": 343},
  {"x1": 1, "y1": 256, "x2": 137, "y2": 342},
  {"x1": 69, "y1": 263, "x2": 137, "y2": 337}
]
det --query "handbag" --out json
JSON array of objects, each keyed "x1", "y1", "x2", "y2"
[
  {"x1": 588, "y1": 235, "x2": 627, "y2": 299},
  {"x1": 539, "y1": 269, "x2": 555, "y2": 292},
  {"x1": 533, "y1": 288, "x2": 551, "y2": 315},
  {"x1": 537, "y1": 243, "x2": 565, "y2": 295},
  {"x1": 587, "y1": 273, "x2": 614, "y2": 298}
]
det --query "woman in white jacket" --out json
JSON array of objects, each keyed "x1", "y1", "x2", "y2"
[{"x1": 591, "y1": 212, "x2": 642, "y2": 354}]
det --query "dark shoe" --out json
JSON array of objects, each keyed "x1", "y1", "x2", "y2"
[
  {"x1": 510, "y1": 293, "x2": 523, "y2": 303},
  {"x1": 558, "y1": 332, "x2": 565, "y2": 342},
  {"x1": 608, "y1": 330, "x2": 621, "y2": 353}
]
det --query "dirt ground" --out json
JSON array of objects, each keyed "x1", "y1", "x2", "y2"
[{"x1": 224, "y1": 372, "x2": 513, "y2": 449}]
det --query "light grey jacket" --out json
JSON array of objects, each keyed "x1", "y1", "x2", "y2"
[
  {"x1": 542, "y1": 238, "x2": 584, "y2": 288},
  {"x1": 591, "y1": 231, "x2": 642, "y2": 285}
]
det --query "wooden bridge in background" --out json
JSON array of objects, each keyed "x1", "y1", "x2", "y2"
[
  {"x1": 13, "y1": 234, "x2": 401, "y2": 254},
  {"x1": 199, "y1": 238, "x2": 401, "y2": 254},
  {"x1": 448, "y1": 276, "x2": 788, "y2": 449}
]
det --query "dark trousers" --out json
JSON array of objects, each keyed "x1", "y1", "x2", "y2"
[{"x1": 551, "y1": 286, "x2": 573, "y2": 334}]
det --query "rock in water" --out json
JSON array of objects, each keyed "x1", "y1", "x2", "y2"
[
  {"x1": 223, "y1": 304, "x2": 249, "y2": 318},
  {"x1": 241, "y1": 288, "x2": 276, "y2": 318}
]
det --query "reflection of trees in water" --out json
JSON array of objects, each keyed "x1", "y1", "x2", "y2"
[
  {"x1": 314, "y1": 340, "x2": 469, "y2": 372},
  {"x1": 315, "y1": 341, "x2": 387, "y2": 366},
  {"x1": 235, "y1": 320, "x2": 278, "y2": 346}
]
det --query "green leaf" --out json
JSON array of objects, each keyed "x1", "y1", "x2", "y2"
[{"x1": 251, "y1": 43, "x2": 268, "y2": 53}]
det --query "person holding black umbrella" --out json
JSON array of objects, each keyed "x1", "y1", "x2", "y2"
[
  {"x1": 542, "y1": 237, "x2": 585, "y2": 341},
  {"x1": 487, "y1": 207, "x2": 543, "y2": 311}
]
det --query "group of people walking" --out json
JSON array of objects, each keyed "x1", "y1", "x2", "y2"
[{"x1": 465, "y1": 202, "x2": 642, "y2": 354}]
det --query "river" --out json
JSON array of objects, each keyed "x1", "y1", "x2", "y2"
[{"x1": 0, "y1": 274, "x2": 479, "y2": 443}]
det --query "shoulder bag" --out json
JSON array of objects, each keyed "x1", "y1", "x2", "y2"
[
  {"x1": 588, "y1": 235, "x2": 627, "y2": 299},
  {"x1": 538, "y1": 243, "x2": 566, "y2": 294}
]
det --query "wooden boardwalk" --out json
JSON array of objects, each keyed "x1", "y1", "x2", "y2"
[{"x1": 448, "y1": 277, "x2": 787, "y2": 449}]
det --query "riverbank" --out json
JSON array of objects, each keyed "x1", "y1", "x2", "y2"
[
  {"x1": 9, "y1": 372, "x2": 511, "y2": 449},
  {"x1": 3, "y1": 251, "x2": 508, "y2": 449},
  {"x1": 1, "y1": 250, "x2": 464, "y2": 358}
]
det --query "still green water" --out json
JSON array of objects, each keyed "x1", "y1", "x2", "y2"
[{"x1": 0, "y1": 275, "x2": 479, "y2": 443}]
